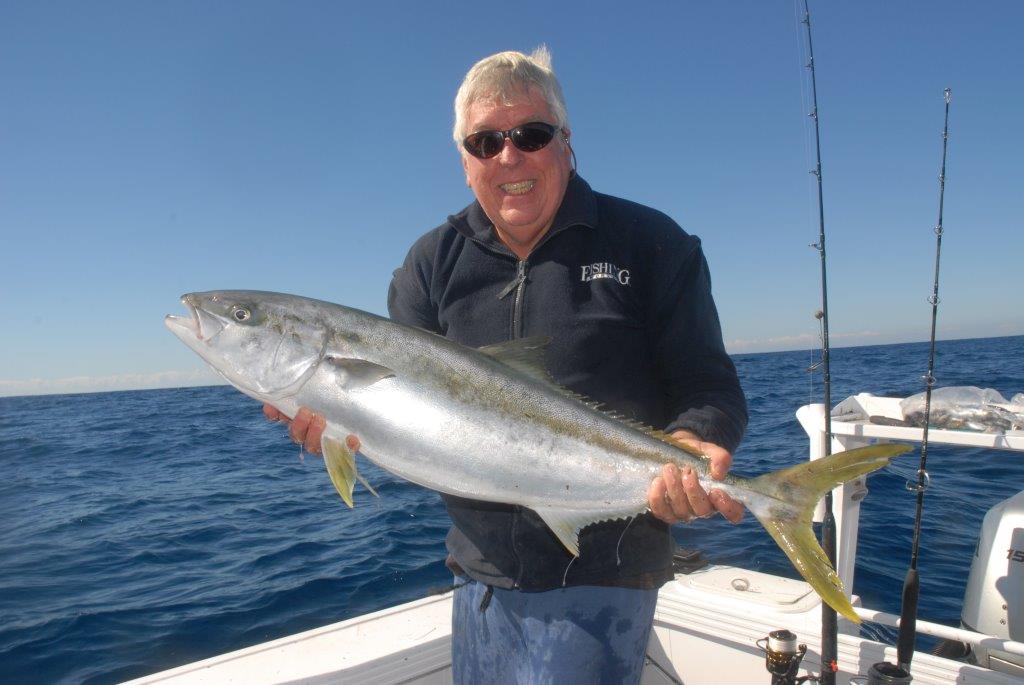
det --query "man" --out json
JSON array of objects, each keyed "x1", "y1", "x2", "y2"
[{"x1": 266, "y1": 47, "x2": 746, "y2": 684}]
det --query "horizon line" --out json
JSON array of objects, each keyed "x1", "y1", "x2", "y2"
[{"x1": 2, "y1": 331, "x2": 1020, "y2": 400}]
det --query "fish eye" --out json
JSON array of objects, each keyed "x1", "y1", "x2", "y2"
[{"x1": 231, "y1": 306, "x2": 252, "y2": 322}]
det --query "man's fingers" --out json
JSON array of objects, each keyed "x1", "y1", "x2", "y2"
[
  {"x1": 707, "y1": 449, "x2": 732, "y2": 481},
  {"x1": 651, "y1": 464, "x2": 746, "y2": 525},
  {"x1": 662, "y1": 464, "x2": 698, "y2": 522},
  {"x1": 263, "y1": 403, "x2": 286, "y2": 422},
  {"x1": 272, "y1": 405, "x2": 327, "y2": 456},
  {"x1": 304, "y1": 413, "x2": 325, "y2": 454},
  {"x1": 709, "y1": 489, "x2": 745, "y2": 523},
  {"x1": 647, "y1": 476, "x2": 677, "y2": 524},
  {"x1": 679, "y1": 465, "x2": 715, "y2": 518},
  {"x1": 289, "y1": 407, "x2": 313, "y2": 444}
]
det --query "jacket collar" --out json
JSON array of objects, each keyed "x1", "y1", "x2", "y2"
[{"x1": 448, "y1": 174, "x2": 599, "y2": 257}]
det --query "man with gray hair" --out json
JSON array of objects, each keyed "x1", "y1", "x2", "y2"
[{"x1": 271, "y1": 46, "x2": 747, "y2": 684}]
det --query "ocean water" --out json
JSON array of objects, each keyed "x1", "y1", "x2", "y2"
[{"x1": 1, "y1": 335, "x2": 1021, "y2": 683}]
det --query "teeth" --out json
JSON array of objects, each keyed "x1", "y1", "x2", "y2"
[{"x1": 500, "y1": 180, "x2": 535, "y2": 195}]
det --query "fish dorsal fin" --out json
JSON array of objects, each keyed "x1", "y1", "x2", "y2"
[
  {"x1": 593, "y1": 407, "x2": 706, "y2": 458},
  {"x1": 478, "y1": 337, "x2": 706, "y2": 458},
  {"x1": 478, "y1": 337, "x2": 553, "y2": 384},
  {"x1": 532, "y1": 504, "x2": 649, "y2": 557},
  {"x1": 477, "y1": 337, "x2": 606, "y2": 409}
]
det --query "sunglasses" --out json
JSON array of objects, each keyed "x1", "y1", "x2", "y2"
[{"x1": 462, "y1": 121, "x2": 559, "y2": 159}]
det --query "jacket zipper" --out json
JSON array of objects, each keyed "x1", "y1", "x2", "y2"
[
  {"x1": 512, "y1": 260, "x2": 528, "y2": 340},
  {"x1": 497, "y1": 259, "x2": 528, "y2": 341},
  {"x1": 497, "y1": 258, "x2": 528, "y2": 587}
]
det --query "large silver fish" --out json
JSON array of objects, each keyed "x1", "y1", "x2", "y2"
[{"x1": 166, "y1": 290, "x2": 908, "y2": 622}]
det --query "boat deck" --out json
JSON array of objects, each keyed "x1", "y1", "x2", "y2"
[{"x1": 128, "y1": 565, "x2": 1021, "y2": 685}]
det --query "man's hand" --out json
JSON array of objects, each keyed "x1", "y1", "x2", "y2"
[
  {"x1": 647, "y1": 430, "x2": 744, "y2": 525},
  {"x1": 263, "y1": 404, "x2": 327, "y2": 454}
]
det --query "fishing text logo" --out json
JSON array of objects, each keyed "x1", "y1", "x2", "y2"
[{"x1": 580, "y1": 263, "x2": 631, "y2": 286}]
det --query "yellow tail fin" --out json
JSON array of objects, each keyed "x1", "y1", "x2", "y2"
[{"x1": 748, "y1": 443, "x2": 911, "y2": 623}]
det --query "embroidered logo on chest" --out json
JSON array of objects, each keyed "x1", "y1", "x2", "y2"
[{"x1": 579, "y1": 262, "x2": 631, "y2": 286}]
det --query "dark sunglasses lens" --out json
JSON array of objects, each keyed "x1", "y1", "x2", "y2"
[
  {"x1": 463, "y1": 123, "x2": 557, "y2": 158},
  {"x1": 511, "y1": 123, "x2": 556, "y2": 152},
  {"x1": 464, "y1": 131, "x2": 505, "y2": 159}
]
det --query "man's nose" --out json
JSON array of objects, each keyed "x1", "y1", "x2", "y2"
[{"x1": 495, "y1": 137, "x2": 522, "y2": 165}]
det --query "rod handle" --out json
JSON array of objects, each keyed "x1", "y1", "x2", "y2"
[{"x1": 896, "y1": 568, "x2": 920, "y2": 669}]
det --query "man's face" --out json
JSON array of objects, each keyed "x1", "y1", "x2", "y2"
[{"x1": 461, "y1": 88, "x2": 572, "y2": 259}]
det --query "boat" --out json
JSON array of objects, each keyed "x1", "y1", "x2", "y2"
[{"x1": 127, "y1": 394, "x2": 1024, "y2": 684}]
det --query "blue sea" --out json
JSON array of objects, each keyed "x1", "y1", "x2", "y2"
[{"x1": 1, "y1": 335, "x2": 1022, "y2": 683}]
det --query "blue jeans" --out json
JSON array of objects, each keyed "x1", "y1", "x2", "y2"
[{"x1": 451, "y1": 579, "x2": 659, "y2": 685}]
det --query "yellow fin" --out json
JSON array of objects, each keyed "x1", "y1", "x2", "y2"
[
  {"x1": 762, "y1": 516, "x2": 857, "y2": 623},
  {"x1": 747, "y1": 443, "x2": 913, "y2": 624},
  {"x1": 321, "y1": 435, "x2": 379, "y2": 507},
  {"x1": 322, "y1": 436, "x2": 356, "y2": 508}
]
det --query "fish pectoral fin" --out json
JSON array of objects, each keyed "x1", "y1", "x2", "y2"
[
  {"x1": 533, "y1": 505, "x2": 648, "y2": 558},
  {"x1": 324, "y1": 357, "x2": 395, "y2": 391},
  {"x1": 321, "y1": 435, "x2": 379, "y2": 506}
]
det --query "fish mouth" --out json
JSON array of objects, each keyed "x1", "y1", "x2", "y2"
[{"x1": 164, "y1": 295, "x2": 224, "y2": 342}]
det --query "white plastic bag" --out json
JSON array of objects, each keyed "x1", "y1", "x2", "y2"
[{"x1": 899, "y1": 386, "x2": 1024, "y2": 432}]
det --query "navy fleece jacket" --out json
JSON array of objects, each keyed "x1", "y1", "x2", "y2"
[{"x1": 388, "y1": 174, "x2": 747, "y2": 590}]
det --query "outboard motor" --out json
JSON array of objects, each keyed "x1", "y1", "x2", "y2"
[{"x1": 960, "y1": 490, "x2": 1024, "y2": 676}]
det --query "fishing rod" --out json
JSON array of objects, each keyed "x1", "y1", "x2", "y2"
[
  {"x1": 895, "y1": 87, "x2": 953, "y2": 674},
  {"x1": 799, "y1": 2, "x2": 838, "y2": 683}
]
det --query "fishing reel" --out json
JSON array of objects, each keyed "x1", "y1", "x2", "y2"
[{"x1": 757, "y1": 629, "x2": 813, "y2": 685}]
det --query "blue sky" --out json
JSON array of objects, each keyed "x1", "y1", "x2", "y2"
[{"x1": 1, "y1": 1, "x2": 1021, "y2": 396}]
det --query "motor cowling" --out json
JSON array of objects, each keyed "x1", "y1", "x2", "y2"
[{"x1": 961, "y1": 490, "x2": 1024, "y2": 675}]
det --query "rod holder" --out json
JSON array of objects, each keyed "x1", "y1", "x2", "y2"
[{"x1": 851, "y1": 661, "x2": 913, "y2": 684}]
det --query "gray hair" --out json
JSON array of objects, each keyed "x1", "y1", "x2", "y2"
[{"x1": 452, "y1": 46, "x2": 570, "y2": 146}]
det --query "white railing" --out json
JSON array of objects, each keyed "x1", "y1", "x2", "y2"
[{"x1": 855, "y1": 607, "x2": 1024, "y2": 659}]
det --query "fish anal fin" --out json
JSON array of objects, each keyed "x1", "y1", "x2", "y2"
[{"x1": 533, "y1": 505, "x2": 648, "y2": 558}]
